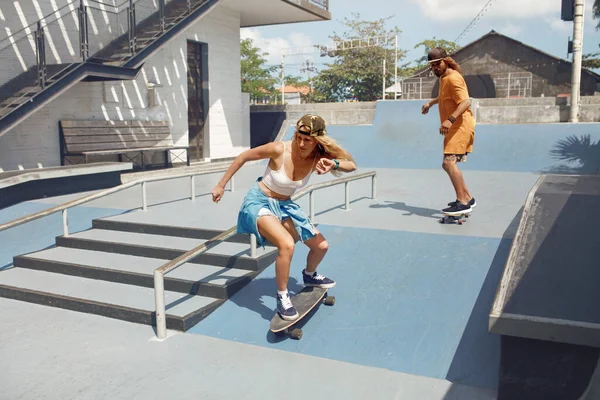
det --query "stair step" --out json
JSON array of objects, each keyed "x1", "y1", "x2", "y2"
[
  {"x1": 15, "y1": 86, "x2": 42, "y2": 96},
  {"x1": 56, "y1": 229, "x2": 277, "y2": 271},
  {"x1": 92, "y1": 218, "x2": 251, "y2": 244},
  {"x1": 14, "y1": 247, "x2": 256, "y2": 299},
  {"x1": 0, "y1": 268, "x2": 224, "y2": 331},
  {"x1": 1, "y1": 96, "x2": 32, "y2": 106},
  {"x1": 109, "y1": 53, "x2": 131, "y2": 60}
]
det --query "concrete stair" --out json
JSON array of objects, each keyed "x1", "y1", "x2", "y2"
[{"x1": 1, "y1": 216, "x2": 278, "y2": 331}]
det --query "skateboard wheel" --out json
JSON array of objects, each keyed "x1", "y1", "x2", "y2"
[
  {"x1": 290, "y1": 328, "x2": 302, "y2": 340},
  {"x1": 324, "y1": 296, "x2": 335, "y2": 306}
]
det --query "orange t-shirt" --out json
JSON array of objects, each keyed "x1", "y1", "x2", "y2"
[{"x1": 438, "y1": 70, "x2": 475, "y2": 154}]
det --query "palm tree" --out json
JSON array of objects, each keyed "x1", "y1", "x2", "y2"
[{"x1": 595, "y1": 0, "x2": 600, "y2": 30}]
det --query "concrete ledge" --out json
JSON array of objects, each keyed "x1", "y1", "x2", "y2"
[
  {"x1": 490, "y1": 174, "x2": 600, "y2": 348},
  {"x1": 0, "y1": 162, "x2": 132, "y2": 189},
  {"x1": 0, "y1": 162, "x2": 132, "y2": 209}
]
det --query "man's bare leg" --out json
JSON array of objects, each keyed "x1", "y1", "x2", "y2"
[{"x1": 442, "y1": 155, "x2": 472, "y2": 205}]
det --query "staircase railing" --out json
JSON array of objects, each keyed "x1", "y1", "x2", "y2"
[
  {"x1": 153, "y1": 170, "x2": 377, "y2": 339},
  {"x1": 0, "y1": 0, "x2": 210, "y2": 115},
  {"x1": 0, "y1": 164, "x2": 377, "y2": 339},
  {"x1": 0, "y1": 165, "x2": 234, "y2": 234},
  {"x1": 307, "y1": 0, "x2": 329, "y2": 10}
]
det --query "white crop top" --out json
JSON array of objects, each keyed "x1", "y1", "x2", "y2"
[{"x1": 261, "y1": 141, "x2": 315, "y2": 196}]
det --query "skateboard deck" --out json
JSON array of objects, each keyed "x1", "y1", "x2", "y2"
[
  {"x1": 269, "y1": 286, "x2": 334, "y2": 340},
  {"x1": 439, "y1": 212, "x2": 470, "y2": 225}
]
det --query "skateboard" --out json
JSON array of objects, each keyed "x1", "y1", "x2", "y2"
[
  {"x1": 269, "y1": 286, "x2": 335, "y2": 340},
  {"x1": 439, "y1": 212, "x2": 470, "y2": 225}
]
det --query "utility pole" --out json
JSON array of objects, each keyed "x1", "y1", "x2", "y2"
[
  {"x1": 281, "y1": 53, "x2": 285, "y2": 105},
  {"x1": 300, "y1": 60, "x2": 317, "y2": 103},
  {"x1": 569, "y1": 0, "x2": 584, "y2": 123}
]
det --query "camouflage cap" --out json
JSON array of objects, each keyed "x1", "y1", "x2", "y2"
[{"x1": 296, "y1": 114, "x2": 327, "y2": 137}]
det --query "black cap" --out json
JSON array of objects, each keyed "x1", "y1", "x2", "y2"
[{"x1": 427, "y1": 47, "x2": 448, "y2": 62}]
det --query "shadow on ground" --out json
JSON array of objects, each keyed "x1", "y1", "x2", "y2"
[{"x1": 442, "y1": 208, "x2": 523, "y2": 393}]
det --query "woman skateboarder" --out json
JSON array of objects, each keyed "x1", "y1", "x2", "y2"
[{"x1": 211, "y1": 115, "x2": 357, "y2": 321}]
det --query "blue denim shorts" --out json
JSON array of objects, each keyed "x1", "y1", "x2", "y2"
[{"x1": 236, "y1": 178, "x2": 317, "y2": 248}]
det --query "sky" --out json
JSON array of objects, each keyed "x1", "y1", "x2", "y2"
[{"x1": 241, "y1": 0, "x2": 600, "y2": 79}]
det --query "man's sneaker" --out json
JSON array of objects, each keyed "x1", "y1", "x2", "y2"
[
  {"x1": 447, "y1": 197, "x2": 477, "y2": 208},
  {"x1": 303, "y1": 270, "x2": 336, "y2": 288},
  {"x1": 276, "y1": 293, "x2": 299, "y2": 321},
  {"x1": 442, "y1": 201, "x2": 472, "y2": 216}
]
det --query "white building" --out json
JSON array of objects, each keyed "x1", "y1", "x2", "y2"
[{"x1": 0, "y1": 0, "x2": 330, "y2": 170}]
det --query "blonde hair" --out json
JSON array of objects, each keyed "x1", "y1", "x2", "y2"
[
  {"x1": 294, "y1": 131, "x2": 356, "y2": 177},
  {"x1": 444, "y1": 56, "x2": 462, "y2": 75}
]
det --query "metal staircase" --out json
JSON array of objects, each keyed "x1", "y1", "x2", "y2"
[{"x1": 0, "y1": 0, "x2": 219, "y2": 137}]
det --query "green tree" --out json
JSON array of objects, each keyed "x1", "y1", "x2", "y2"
[
  {"x1": 583, "y1": 0, "x2": 600, "y2": 69},
  {"x1": 583, "y1": 52, "x2": 600, "y2": 69},
  {"x1": 240, "y1": 38, "x2": 278, "y2": 102},
  {"x1": 401, "y1": 38, "x2": 461, "y2": 77},
  {"x1": 311, "y1": 13, "x2": 405, "y2": 102}
]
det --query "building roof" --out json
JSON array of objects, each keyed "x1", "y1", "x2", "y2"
[
  {"x1": 257, "y1": 85, "x2": 311, "y2": 95},
  {"x1": 408, "y1": 30, "x2": 600, "y2": 81}
]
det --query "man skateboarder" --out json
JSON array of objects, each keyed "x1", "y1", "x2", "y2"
[{"x1": 421, "y1": 47, "x2": 476, "y2": 215}]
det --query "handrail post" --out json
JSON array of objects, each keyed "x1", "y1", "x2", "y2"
[
  {"x1": 128, "y1": 0, "x2": 136, "y2": 55},
  {"x1": 371, "y1": 175, "x2": 377, "y2": 199},
  {"x1": 35, "y1": 21, "x2": 46, "y2": 89},
  {"x1": 154, "y1": 270, "x2": 167, "y2": 339},
  {"x1": 250, "y1": 234, "x2": 257, "y2": 258},
  {"x1": 78, "y1": 2, "x2": 89, "y2": 61},
  {"x1": 344, "y1": 182, "x2": 350, "y2": 210},
  {"x1": 190, "y1": 175, "x2": 195, "y2": 201},
  {"x1": 229, "y1": 176, "x2": 235, "y2": 192},
  {"x1": 159, "y1": 0, "x2": 165, "y2": 33},
  {"x1": 142, "y1": 182, "x2": 147, "y2": 210},
  {"x1": 309, "y1": 190, "x2": 315, "y2": 223},
  {"x1": 62, "y1": 209, "x2": 69, "y2": 237}
]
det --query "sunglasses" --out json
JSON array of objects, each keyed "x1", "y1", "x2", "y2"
[{"x1": 428, "y1": 58, "x2": 444, "y2": 68}]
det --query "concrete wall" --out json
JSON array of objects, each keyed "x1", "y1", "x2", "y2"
[
  {"x1": 0, "y1": 4, "x2": 247, "y2": 171},
  {"x1": 249, "y1": 101, "x2": 377, "y2": 148},
  {"x1": 474, "y1": 96, "x2": 600, "y2": 124},
  {"x1": 251, "y1": 101, "x2": 377, "y2": 126}
]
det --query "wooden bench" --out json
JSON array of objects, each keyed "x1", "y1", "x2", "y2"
[{"x1": 59, "y1": 120, "x2": 189, "y2": 169}]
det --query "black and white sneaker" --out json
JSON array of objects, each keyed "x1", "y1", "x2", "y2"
[
  {"x1": 447, "y1": 197, "x2": 477, "y2": 208},
  {"x1": 303, "y1": 270, "x2": 336, "y2": 289},
  {"x1": 442, "y1": 202, "x2": 472, "y2": 216},
  {"x1": 276, "y1": 292, "x2": 299, "y2": 321}
]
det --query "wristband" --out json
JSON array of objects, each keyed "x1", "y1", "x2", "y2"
[
  {"x1": 447, "y1": 115, "x2": 456, "y2": 123},
  {"x1": 333, "y1": 159, "x2": 340, "y2": 170}
]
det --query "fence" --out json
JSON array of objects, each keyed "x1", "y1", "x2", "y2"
[
  {"x1": 493, "y1": 72, "x2": 533, "y2": 98},
  {"x1": 398, "y1": 71, "x2": 534, "y2": 100},
  {"x1": 400, "y1": 76, "x2": 436, "y2": 100}
]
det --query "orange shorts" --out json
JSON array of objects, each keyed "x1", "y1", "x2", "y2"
[{"x1": 444, "y1": 129, "x2": 474, "y2": 156}]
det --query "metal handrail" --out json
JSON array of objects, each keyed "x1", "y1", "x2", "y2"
[
  {"x1": 0, "y1": 165, "x2": 233, "y2": 234},
  {"x1": 153, "y1": 170, "x2": 377, "y2": 339},
  {"x1": 0, "y1": 2, "x2": 76, "y2": 50},
  {"x1": 0, "y1": 0, "x2": 132, "y2": 51},
  {"x1": 307, "y1": 0, "x2": 328, "y2": 10}
]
